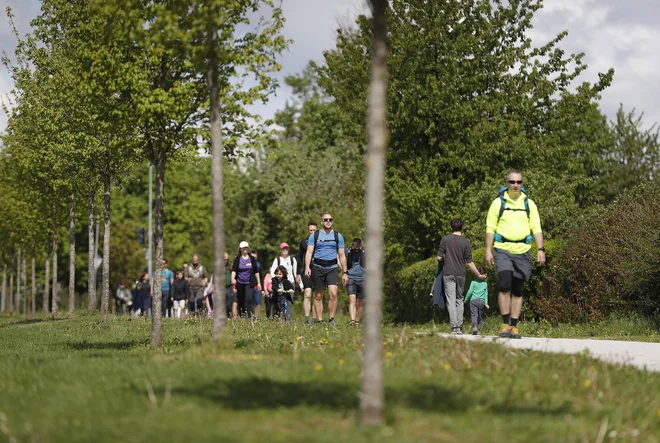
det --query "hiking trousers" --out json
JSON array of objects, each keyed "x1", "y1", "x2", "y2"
[
  {"x1": 470, "y1": 299, "x2": 485, "y2": 330},
  {"x1": 443, "y1": 275, "x2": 465, "y2": 329}
]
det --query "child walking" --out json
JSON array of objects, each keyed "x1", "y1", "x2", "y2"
[
  {"x1": 271, "y1": 266, "x2": 294, "y2": 323},
  {"x1": 464, "y1": 267, "x2": 489, "y2": 335}
]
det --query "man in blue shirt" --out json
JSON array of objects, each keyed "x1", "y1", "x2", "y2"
[
  {"x1": 160, "y1": 259, "x2": 174, "y2": 318},
  {"x1": 304, "y1": 212, "x2": 348, "y2": 326}
]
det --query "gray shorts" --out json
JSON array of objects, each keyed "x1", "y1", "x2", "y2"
[
  {"x1": 346, "y1": 278, "x2": 365, "y2": 299},
  {"x1": 494, "y1": 248, "x2": 532, "y2": 282}
]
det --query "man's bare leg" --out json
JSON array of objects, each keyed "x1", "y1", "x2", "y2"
[
  {"x1": 328, "y1": 285, "x2": 338, "y2": 319},
  {"x1": 498, "y1": 291, "x2": 511, "y2": 317},
  {"x1": 510, "y1": 295, "x2": 523, "y2": 319},
  {"x1": 303, "y1": 288, "x2": 312, "y2": 317},
  {"x1": 348, "y1": 294, "x2": 357, "y2": 322},
  {"x1": 314, "y1": 290, "x2": 324, "y2": 321},
  {"x1": 356, "y1": 299, "x2": 364, "y2": 323}
]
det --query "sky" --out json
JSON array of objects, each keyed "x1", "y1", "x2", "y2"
[{"x1": 1, "y1": 0, "x2": 659, "y2": 136}]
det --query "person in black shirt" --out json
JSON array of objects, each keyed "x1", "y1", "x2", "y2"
[
  {"x1": 170, "y1": 270, "x2": 189, "y2": 319},
  {"x1": 437, "y1": 218, "x2": 487, "y2": 334},
  {"x1": 272, "y1": 266, "x2": 295, "y2": 323},
  {"x1": 297, "y1": 222, "x2": 318, "y2": 324}
]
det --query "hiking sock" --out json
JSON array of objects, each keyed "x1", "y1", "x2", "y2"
[
  {"x1": 502, "y1": 313, "x2": 510, "y2": 325},
  {"x1": 305, "y1": 316, "x2": 310, "y2": 323},
  {"x1": 510, "y1": 318, "x2": 519, "y2": 327}
]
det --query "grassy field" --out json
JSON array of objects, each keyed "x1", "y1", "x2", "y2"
[{"x1": 1, "y1": 312, "x2": 659, "y2": 442}]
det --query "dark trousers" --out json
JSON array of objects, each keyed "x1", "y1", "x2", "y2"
[
  {"x1": 278, "y1": 295, "x2": 292, "y2": 322},
  {"x1": 470, "y1": 299, "x2": 485, "y2": 330},
  {"x1": 161, "y1": 296, "x2": 170, "y2": 317},
  {"x1": 236, "y1": 283, "x2": 254, "y2": 317},
  {"x1": 265, "y1": 295, "x2": 280, "y2": 318}
]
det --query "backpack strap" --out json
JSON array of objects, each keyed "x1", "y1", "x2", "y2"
[
  {"x1": 334, "y1": 231, "x2": 339, "y2": 254},
  {"x1": 290, "y1": 256, "x2": 295, "y2": 278}
]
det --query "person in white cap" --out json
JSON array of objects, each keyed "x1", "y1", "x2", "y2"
[
  {"x1": 270, "y1": 242, "x2": 298, "y2": 290},
  {"x1": 231, "y1": 241, "x2": 262, "y2": 317}
]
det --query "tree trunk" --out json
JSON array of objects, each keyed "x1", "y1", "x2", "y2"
[
  {"x1": 9, "y1": 273, "x2": 13, "y2": 314},
  {"x1": 360, "y1": 0, "x2": 388, "y2": 427},
  {"x1": 31, "y1": 256, "x2": 36, "y2": 318},
  {"x1": 1, "y1": 264, "x2": 6, "y2": 313},
  {"x1": 151, "y1": 157, "x2": 165, "y2": 347},
  {"x1": 68, "y1": 194, "x2": 76, "y2": 316},
  {"x1": 206, "y1": 36, "x2": 228, "y2": 340},
  {"x1": 43, "y1": 254, "x2": 50, "y2": 317},
  {"x1": 22, "y1": 253, "x2": 27, "y2": 318},
  {"x1": 15, "y1": 248, "x2": 21, "y2": 315},
  {"x1": 87, "y1": 188, "x2": 96, "y2": 312},
  {"x1": 52, "y1": 233, "x2": 58, "y2": 317},
  {"x1": 100, "y1": 177, "x2": 111, "y2": 317}
]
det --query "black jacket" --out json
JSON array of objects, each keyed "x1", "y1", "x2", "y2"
[
  {"x1": 271, "y1": 276, "x2": 294, "y2": 301},
  {"x1": 297, "y1": 237, "x2": 308, "y2": 273},
  {"x1": 170, "y1": 278, "x2": 190, "y2": 301}
]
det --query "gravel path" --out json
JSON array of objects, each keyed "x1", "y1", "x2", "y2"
[{"x1": 430, "y1": 333, "x2": 660, "y2": 372}]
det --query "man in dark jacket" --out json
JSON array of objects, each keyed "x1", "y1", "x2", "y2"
[
  {"x1": 297, "y1": 222, "x2": 318, "y2": 324},
  {"x1": 346, "y1": 238, "x2": 366, "y2": 326}
]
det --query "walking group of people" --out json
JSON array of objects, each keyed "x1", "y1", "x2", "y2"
[
  {"x1": 113, "y1": 169, "x2": 544, "y2": 336},
  {"x1": 435, "y1": 170, "x2": 545, "y2": 339},
  {"x1": 113, "y1": 211, "x2": 368, "y2": 326}
]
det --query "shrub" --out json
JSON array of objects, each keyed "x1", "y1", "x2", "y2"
[{"x1": 540, "y1": 183, "x2": 660, "y2": 323}]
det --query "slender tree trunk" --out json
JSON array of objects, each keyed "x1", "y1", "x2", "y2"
[
  {"x1": 207, "y1": 39, "x2": 228, "y2": 340},
  {"x1": 15, "y1": 248, "x2": 21, "y2": 315},
  {"x1": 68, "y1": 194, "x2": 76, "y2": 316},
  {"x1": 360, "y1": 0, "x2": 388, "y2": 427},
  {"x1": 52, "y1": 233, "x2": 58, "y2": 317},
  {"x1": 87, "y1": 188, "x2": 96, "y2": 312},
  {"x1": 31, "y1": 256, "x2": 36, "y2": 319},
  {"x1": 43, "y1": 254, "x2": 50, "y2": 317},
  {"x1": 1, "y1": 264, "x2": 6, "y2": 313},
  {"x1": 151, "y1": 157, "x2": 165, "y2": 347},
  {"x1": 100, "y1": 177, "x2": 111, "y2": 317},
  {"x1": 22, "y1": 253, "x2": 27, "y2": 318},
  {"x1": 9, "y1": 273, "x2": 13, "y2": 314}
]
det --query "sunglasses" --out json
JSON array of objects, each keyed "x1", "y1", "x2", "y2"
[
  {"x1": 507, "y1": 180, "x2": 523, "y2": 185},
  {"x1": 322, "y1": 218, "x2": 333, "y2": 222}
]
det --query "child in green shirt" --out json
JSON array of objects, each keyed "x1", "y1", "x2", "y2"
[{"x1": 465, "y1": 266, "x2": 489, "y2": 335}]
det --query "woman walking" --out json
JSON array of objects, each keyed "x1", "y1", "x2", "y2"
[{"x1": 231, "y1": 241, "x2": 262, "y2": 317}]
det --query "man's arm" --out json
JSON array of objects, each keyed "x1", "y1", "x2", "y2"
[
  {"x1": 339, "y1": 247, "x2": 349, "y2": 285},
  {"x1": 467, "y1": 262, "x2": 486, "y2": 279},
  {"x1": 485, "y1": 233, "x2": 495, "y2": 266},
  {"x1": 534, "y1": 232, "x2": 546, "y2": 265},
  {"x1": 304, "y1": 244, "x2": 314, "y2": 277}
]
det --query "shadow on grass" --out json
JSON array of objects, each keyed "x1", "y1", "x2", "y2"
[
  {"x1": 160, "y1": 377, "x2": 571, "y2": 417},
  {"x1": 69, "y1": 341, "x2": 142, "y2": 351},
  {"x1": 0, "y1": 317, "x2": 65, "y2": 328},
  {"x1": 165, "y1": 377, "x2": 463, "y2": 412}
]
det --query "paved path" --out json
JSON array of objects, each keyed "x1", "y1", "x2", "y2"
[{"x1": 421, "y1": 333, "x2": 660, "y2": 372}]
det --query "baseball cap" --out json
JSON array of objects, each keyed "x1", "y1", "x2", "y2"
[
  {"x1": 239, "y1": 241, "x2": 249, "y2": 249},
  {"x1": 280, "y1": 242, "x2": 289, "y2": 249}
]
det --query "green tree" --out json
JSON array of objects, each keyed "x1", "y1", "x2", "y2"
[{"x1": 315, "y1": 0, "x2": 614, "y2": 269}]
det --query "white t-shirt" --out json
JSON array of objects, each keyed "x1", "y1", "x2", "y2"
[{"x1": 270, "y1": 255, "x2": 298, "y2": 287}]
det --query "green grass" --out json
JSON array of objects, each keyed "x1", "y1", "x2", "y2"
[{"x1": 0, "y1": 312, "x2": 659, "y2": 442}]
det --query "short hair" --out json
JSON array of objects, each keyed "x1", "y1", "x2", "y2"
[
  {"x1": 251, "y1": 249, "x2": 258, "y2": 254},
  {"x1": 507, "y1": 169, "x2": 522, "y2": 178},
  {"x1": 275, "y1": 265, "x2": 288, "y2": 277},
  {"x1": 450, "y1": 218, "x2": 463, "y2": 232},
  {"x1": 162, "y1": 258, "x2": 168, "y2": 264},
  {"x1": 321, "y1": 211, "x2": 332, "y2": 218},
  {"x1": 308, "y1": 222, "x2": 318, "y2": 228},
  {"x1": 352, "y1": 238, "x2": 362, "y2": 246},
  {"x1": 183, "y1": 262, "x2": 189, "y2": 266}
]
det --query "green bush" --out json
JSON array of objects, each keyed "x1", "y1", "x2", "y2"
[{"x1": 539, "y1": 183, "x2": 660, "y2": 323}]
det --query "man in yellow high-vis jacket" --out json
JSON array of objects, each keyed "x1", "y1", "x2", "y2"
[{"x1": 485, "y1": 170, "x2": 546, "y2": 339}]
